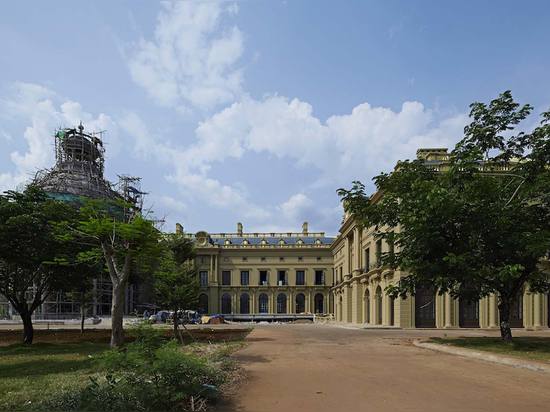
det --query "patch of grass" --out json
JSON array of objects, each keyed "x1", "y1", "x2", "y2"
[
  {"x1": 0, "y1": 342, "x2": 108, "y2": 411},
  {"x1": 0, "y1": 329, "x2": 249, "y2": 411},
  {"x1": 430, "y1": 337, "x2": 550, "y2": 363}
]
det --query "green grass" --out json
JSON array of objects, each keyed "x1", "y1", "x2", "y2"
[
  {"x1": 430, "y1": 337, "x2": 550, "y2": 363},
  {"x1": 0, "y1": 342, "x2": 109, "y2": 411},
  {"x1": 0, "y1": 336, "x2": 248, "y2": 411}
]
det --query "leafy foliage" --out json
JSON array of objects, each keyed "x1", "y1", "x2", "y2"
[
  {"x1": 43, "y1": 326, "x2": 224, "y2": 412},
  {"x1": 154, "y1": 234, "x2": 199, "y2": 339},
  {"x1": 0, "y1": 186, "x2": 79, "y2": 343},
  {"x1": 69, "y1": 198, "x2": 162, "y2": 347},
  {"x1": 338, "y1": 91, "x2": 550, "y2": 341}
]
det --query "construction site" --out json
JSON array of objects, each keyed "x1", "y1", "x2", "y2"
[{"x1": 0, "y1": 124, "x2": 153, "y2": 320}]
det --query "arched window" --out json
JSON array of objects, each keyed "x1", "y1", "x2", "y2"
[
  {"x1": 221, "y1": 293, "x2": 232, "y2": 314},
  {"x1": 259, "y1": 293, "x2": 269, "y2": 314},
  {"x1": 338, "y1": 296, "x2": 343, "y2": 321},
  {"x1": 364, "y1": 289, "x2": 371, "y2": 324},
  {"x1": 314, "y1": 293, "x2": 324, "y2": 314},
  {"x1": 277, "y1": 293, "x2": 287, "y2": 314},
  {"x1": 198, "y1": 294, "x2": 209, "y2": 314},
  {"x1": 295, "y1": 293, "x2": 306, "y2": 313},
  {"x1": 240, "y1": 293, "x2": 250, "y2": 314},
  {"x1": 376, "y1": 286, "x2": 383, "y2": 325}
]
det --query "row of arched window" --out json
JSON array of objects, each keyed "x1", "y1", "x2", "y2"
[{"x1": 197, "y1": 293, "x2": 325, "y2": 315}]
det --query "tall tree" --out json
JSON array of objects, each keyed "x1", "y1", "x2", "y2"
[
  {"x1": 64, "y1": 260, "x2": 103, "y2": 334},
  {"x1": 73, "y1": 199, "x2": 161, "y2": 347},
  {"x1": 339, "y1": 91, "x2": 550, "y2": 342},
  {"x1": 154, "y1": 234, "x2": 199, "y2": 341},
  {"x1": 0, "y1": 186, "x2": 77, "y2": 344}
]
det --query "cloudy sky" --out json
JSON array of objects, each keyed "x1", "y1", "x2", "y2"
[{"x1": 1, "y1": 1, "x2": 549, "y2": 235}]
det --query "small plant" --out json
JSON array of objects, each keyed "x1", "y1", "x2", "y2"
[{"x1": 43, "y1": 331, "x2": 226, "y2": 411}]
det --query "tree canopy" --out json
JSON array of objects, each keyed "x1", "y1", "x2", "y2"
[
  {"x1": 0, "y1": 186, "x2": 78, "y2": 344},
  {"x1": 154, "y1": 234, "x2": 198, "y2": 340},
  {"x1": 338, "y1": 91, "x2": 550, "y2": 341},
  {"x1": 72, "y1": 199, "x2": 162, "y2": 347}
]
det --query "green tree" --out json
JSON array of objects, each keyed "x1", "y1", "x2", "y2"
[
  {"x1": 338, "y1": 91, "x2": 550, "y2": 342},
  {"x1": 154, "y1": 234, "x2": 199, "y2": 341},
  {"x1": 65, "y1": 260, "x2": 103, "y2": 334},
  {"x1": 74, "y1": 199, "x2": 161, "y2": 347},
  {"x1": 0, "y1": 186, "x2": 77, "y2": 344}
]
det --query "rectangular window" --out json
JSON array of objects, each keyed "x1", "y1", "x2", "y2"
[
  {"x1": 199, "y1": 271, "x2": 208, "y2": 287},
  {"x1": 278, "y1": 270, "x2": 286, "y2": 286},
  {"x1": 222, "y1": 270, "x2": 231, "y2": 286},
  {"x1": 259, "y1": 270, "x2": 268, "y2": 285},
  {"x1": 315, "y1": 270, "x2": 324, "y2": 285},
  {"x1": 296, "y1": 270, "x2": 305, "y2": 286},
  {"x1": 376, "y1": 239, "x2": 383, "y2": 267},
  {"x1": 240, "y1": 270, "x2": 249, "y2": 286},
  {"x1": 365, "y1": 248, "x2": 370, "y2": 271}
]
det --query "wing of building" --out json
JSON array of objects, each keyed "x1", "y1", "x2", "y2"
[
  {"x1": 331, "y1": 148, "x2": 550, "y2": 329},
  {"x1": 186, "y1": 222, "x2": 335, "y2": 321}
]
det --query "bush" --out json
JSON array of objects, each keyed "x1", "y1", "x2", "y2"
[{"x1": 43, "y1": 333, "x2": 226, "y2": 411}]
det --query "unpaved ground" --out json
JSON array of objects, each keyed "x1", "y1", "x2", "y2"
[{"x1": 219, "y1": 324, "x2": 550, "y2": 412}]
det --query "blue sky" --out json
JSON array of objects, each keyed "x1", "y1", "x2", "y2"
[{"x1": 1, "y1": 0, "x2": 549, "y2": 235}]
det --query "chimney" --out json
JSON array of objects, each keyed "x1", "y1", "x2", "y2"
[
  {"x1": 302, "y1": 221, "x2": 308, "y2": 234},
  {"x1": 237, "y1": 222, "x2": 243, "y2": 236},
  {"x1": 175, "y1": 223, "x2": 183, "y2": 234}
]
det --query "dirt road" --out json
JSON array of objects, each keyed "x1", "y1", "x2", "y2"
[{"x1": 220, "y1": 324, "x2": 550, "y2": 412}]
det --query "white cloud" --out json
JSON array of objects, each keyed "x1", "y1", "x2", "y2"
[
  {"x1": 120, "y1": 93, "x2": 466, "y2": 231},
  {"x1": 127, "y1": 0, "x2": 243, "y2": 111},
  {"x1": 181, "y1": 95, "x2": 467, "y2": 187},
  {"x1": 0, "y1": 82, "x2": 118, "y2": 192},
  {"x1": 119, "y1": 111, "x2": 270, "y2": 221}
]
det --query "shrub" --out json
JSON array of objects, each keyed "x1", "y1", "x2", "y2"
[{"x1": 43, "y1": 337, "x2": 225, "y2": 411}]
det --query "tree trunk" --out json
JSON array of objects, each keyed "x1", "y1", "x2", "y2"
[
  {"x1": 173, "y1": 310, "x2": 182, "y2": 343},
  {"x1": 498, "y1": 300, "x2": 513, "y2": 343},
  {"x1": 110, "y1": 284, "x2": 126, "y2": 347},
  {"x1": 20, "y1": 309, "x2": 34, "y2": 345}
]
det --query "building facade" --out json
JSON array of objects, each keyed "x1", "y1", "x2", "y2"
[
  {"x1": 331, "y1": 148, "x2": 550, "y2": 329},
  {"x1": 188, "y1": 222, "x2": 335, "y2": 320}
]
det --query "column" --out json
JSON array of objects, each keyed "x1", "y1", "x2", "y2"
[
  {"x1": 271, "y1": 291, "x2": 276, "y2": 314},
  {"x1": 489, "y1": 294, "x2": 498, "y2": 328},
  {"x1": 533, "y1": 293, "x2": 542, "y2": 329},
  {"x1": 382, "y1": 294, "x2": 389, "y2": 326},
  {"x1": 344, "y1": 237, "x2": 350, "y2": 279},
  {"x1": 444, "y1": 294, "x2": 453, "y2": 328},
  {"x1": 353, "y1": 227, "x2": 361, "y2": 272}
]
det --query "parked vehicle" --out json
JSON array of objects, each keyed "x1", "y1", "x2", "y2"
[{"x1": 148, "y1": 310, "x2": 171, "y2": 323}]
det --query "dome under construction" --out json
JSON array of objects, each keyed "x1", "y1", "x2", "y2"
[{"x1": 33, "y1": 123, "x2": 119, "y2": 201}]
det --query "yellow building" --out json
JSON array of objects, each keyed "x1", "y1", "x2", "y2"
[
  {"x1": 331, "y1": 148, "x2": 550, "y2": 329},
  {"x1": 186, "y1": 222, "x2": 335, "y2": 320}
]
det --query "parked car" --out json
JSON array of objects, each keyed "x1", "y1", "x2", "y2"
[{"x1": 148, "y1": 310, "x2": 171, "y2": 323}]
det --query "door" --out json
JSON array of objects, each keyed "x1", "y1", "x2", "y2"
[
  {"x1": 510, "y1": 293, "x2": 523, "y2": 328},
  {"x1": 415, "y1": 286, "x2": 435, "y2": 328},
  {"x1": 459, "y1": 299, "x2": 479, "y2": 328}
]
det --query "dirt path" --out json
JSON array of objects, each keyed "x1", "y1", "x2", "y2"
[{"x1": 219, "y1": 324, "x2": 550, "y2": 412}]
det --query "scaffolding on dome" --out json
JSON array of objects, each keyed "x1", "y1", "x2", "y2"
[{"x1": 33, "y1": 123, "x2": 119, "y2": 201}]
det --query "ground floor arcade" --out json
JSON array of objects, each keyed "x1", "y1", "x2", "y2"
[
  {"x1": 332, "y1": 270, "x2": 550, "y2": 329},
  {"x1": 198, "y1": 287, "x2": 332, "y2": 316}
]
